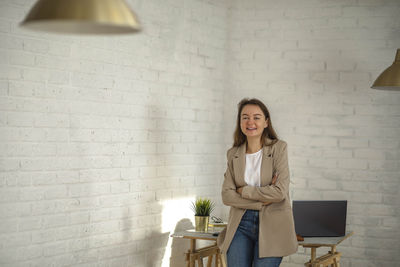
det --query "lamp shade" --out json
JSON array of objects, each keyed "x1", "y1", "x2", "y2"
[
  {"x1": 371, "y1": 49, "x2": 400, "y2": 91},
  {"x1": 20, "y1": 0, "x2": 140, "y2": 34}
]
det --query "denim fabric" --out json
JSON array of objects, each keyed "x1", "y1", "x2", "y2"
[{"x1": 227, "y1": 210, "x2": 283, "y2": 267}]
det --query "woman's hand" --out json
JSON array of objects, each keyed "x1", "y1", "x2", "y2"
[
  {"x1": 236, "y1": 187, "x2": 243, "y2": 195},
  {"x1": 271, "y1": 172, "x2": 278, "y2": 185},
  {"x1": 263, "y1": 173, "x2": 278, "y2": 205}
]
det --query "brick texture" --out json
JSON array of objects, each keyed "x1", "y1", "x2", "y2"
[
  {"x1": 0, "y1": 0, "x2": 228, "y2": 266},
  {"x1": 223, "y1": 1, "x2": 400, "y2": 266},
  {"x1": 1, "y1": 0, "x2": 400, "y2": 266}
]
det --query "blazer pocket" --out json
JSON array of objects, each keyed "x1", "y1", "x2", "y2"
[{"x1": 268, "y1": 202, "x2": 291, "y2": 212}]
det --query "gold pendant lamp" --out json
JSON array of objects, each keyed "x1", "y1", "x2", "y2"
[
  {"x1": 20, "y1": 0, "x2": 140, "y2": 34},
  {"x1": 371, "y1": 49, "x2": 400, "y2": 91}
]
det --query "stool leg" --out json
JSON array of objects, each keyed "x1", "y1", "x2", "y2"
[
  {"x1": 207, "y1": 255, "x2": 213, "y2": 267},
  {"x1": 334, "y1": 257, "x2": 340, "y2": 267},
  {"x1": 311, "y1": 248, "x2": 316, "y2": 263},
  {"x1": 185, "y1": 251, "x2": 190, "y2": 267},
  {"x1": 198, "y1": 256, "x2": 204, "y2": 267},
  {"x1": 221, "y1": 253, "x2": 227, "y2": 267},
  {"x1": 190, "y1": 254, "x2": 195, "y2": 267}
]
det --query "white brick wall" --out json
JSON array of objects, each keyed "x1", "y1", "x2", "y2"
[
  {"x1": 224, "y1": 0, "x2": 400, "y2": 266},
  {"x1": 0, "y1": 0, "x2": 228, "y2": 266},
  {"x1": 1, "y1": 0, "x2": 400, "y2": 266}
]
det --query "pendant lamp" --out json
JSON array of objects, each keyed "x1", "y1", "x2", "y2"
[
  {"x1": 371, "y1": 49, "x2": 400, "y2": 91},
  {"x1": 20, "y1": 0, "x2": 140, "y2": 34}
]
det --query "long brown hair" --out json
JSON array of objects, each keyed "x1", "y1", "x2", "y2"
[{"x1": 233, "y1": 98, "x2": 278, "y2": 147}]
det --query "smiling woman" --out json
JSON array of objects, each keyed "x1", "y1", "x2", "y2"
[
  {"x1": 240, "y1": 105, "x2": 268, "y2": 143},
  {"x1": 233, "y1": 98, "x2": 278, "y2": 151},
  {"x1": 219, "y1": 98, "x2": 298, "y2": 267}
]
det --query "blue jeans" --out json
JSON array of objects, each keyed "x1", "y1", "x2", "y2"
[{"x1": 227, "y1": 210, "x2": 282, "y2": 267}]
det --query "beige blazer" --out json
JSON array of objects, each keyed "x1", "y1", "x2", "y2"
[{"x1": 218, "y1": 139, "x2": 298, "y2": 257}]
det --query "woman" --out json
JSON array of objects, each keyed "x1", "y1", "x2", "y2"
[{"x1": 219, "y1": 98, "x2": 298, "y2": 267}]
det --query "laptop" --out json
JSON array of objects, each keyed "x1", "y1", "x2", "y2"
[{"x1": 292, "y1": 200, "x2": 347, "y2": 237}]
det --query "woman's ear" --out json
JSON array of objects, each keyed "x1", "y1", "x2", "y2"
[{"x1": 264, "y1": 118, "x2": 268, "y2": 128}]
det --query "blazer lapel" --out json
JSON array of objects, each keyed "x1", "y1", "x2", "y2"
[
  {"x1": 260, "y1": 143, "x2": 274, "y2": 187},
  {"x1": 232, "y1": 143, "x2": 246, "y2": 187}
]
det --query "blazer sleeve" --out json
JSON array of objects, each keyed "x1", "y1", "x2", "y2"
[
  {"x1": 221, "y1": 150, "x2": 263, "y2": 210},
  {"x1": 241, "y1": 141, "x2": 290, "y2": 203}
]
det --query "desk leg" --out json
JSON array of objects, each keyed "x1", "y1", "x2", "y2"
[
  {"x1": 190, "y1": 255, "x2": 195, "y2": 267},
  {"x1": 190, "y1": 239, "x2": 196, "y2": 252},
  {"x1": 311, "y1": 247, "x2": 316, "y2": 263},
  {"x1": 213, "y1": 242, "x2": 219, "y2": 267},
  {"x1": 215, "y1": 252, "x2": 219, "y2": 267},
  {"x1": 334, "y1": 257, "x2": 340, "y2": 267},
  {"x1": 330, "y1": 245, "x2": 338, "y2": 267},
  {"x1": 207, "y1": 255, "x2": 213, "y2": 267},
  {"x1": 198, "y1": 257, "x2": 204, "y2": 267},
  {"x1": 189, "y1": 239, "x2": 196, "y2": 267},
  {"x1": 220, "y1": 253, "x2": 227, "y2": 267}
]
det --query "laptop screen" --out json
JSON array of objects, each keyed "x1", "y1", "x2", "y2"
[{"x1": 292, "y1": 200, "x2": 347, "y2": 237}]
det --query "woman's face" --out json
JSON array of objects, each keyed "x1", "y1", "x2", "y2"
[{"x1": 240, "y1": 104, "x2": 268, "y2": 140}]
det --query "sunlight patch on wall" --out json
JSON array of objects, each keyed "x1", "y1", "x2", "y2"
[{"x1": 161, "y1": 197, "x2": 195, "y2": 267}]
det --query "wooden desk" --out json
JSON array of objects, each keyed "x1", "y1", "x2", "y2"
[
  {"x1": 298, "y1": 231, "x2": 354, "y2": 267},
  {"x1": 171, "y1": 230, "x2": 226, "y2": 267}
]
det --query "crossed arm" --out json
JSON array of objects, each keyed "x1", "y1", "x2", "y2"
[
  {"x1": 221, "y1": 142, "x2": 290, "y2": 210},
  {"x1": 236, "y1": 173, "x2": 278, "y2": 206}
]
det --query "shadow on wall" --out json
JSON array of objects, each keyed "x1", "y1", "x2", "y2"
[
  {"x1": 115, "y1": 200, "x2": 195, "y2": 266},
  {"x1": 170, "y1": 218, "x2": 194, "y2": 267},
  {"x1": 111, "y1": 200, "x2": 170, "y2": 266},
  {"x1": 145, "y1": 230, "x2": 172, "y2": 267}
]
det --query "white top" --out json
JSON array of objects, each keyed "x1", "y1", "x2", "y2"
[{"x1": 244, "y1": 149, "x2": 263, "y2": 187}]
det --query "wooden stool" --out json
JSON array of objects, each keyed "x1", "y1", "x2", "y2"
[
  {"x1": 299, "y1": 232, "x2": 353, "y2": 267},
  {"x1": 171, "y1": 230, "x2": 228, "y2": 267},
  {"x1": 185, "y1": 244, "x2": 225, "y2": 267},
  {"x1": 304, "y1": 250, "x2": 341, "y2": 267},
  {"x1": 304, "y1": 244, "x2": 342, "y2": 267}
]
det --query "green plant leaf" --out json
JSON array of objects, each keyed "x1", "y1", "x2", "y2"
[{"x1": 190, "y1": 197, "x2": 215, "y2": 216}]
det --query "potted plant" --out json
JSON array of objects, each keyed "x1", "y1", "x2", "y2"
[{"x1": 191, "y1": 198, "x2": 215, "y2": 232}]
